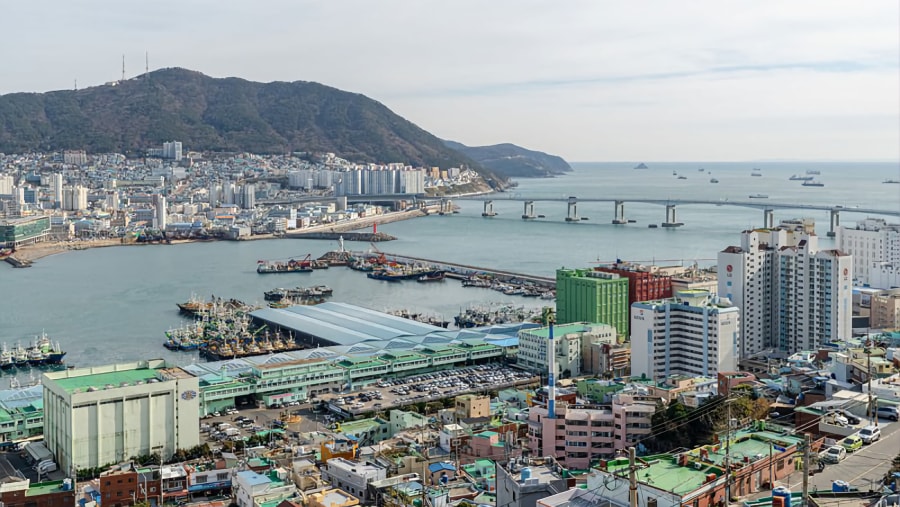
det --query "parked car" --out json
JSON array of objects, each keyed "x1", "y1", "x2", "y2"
[
  {"x1": 840, "y1": 434, "x2": 862, "y2": 452},
  {"x1": 858, "y1": 425, "x2": 881, "y2": 444},
  {"x1": 876, "y1": 406, "x2": 900, "y2": 421},
  {"x1": 834, "y1": 410, "x2": 861, "y2": 425},
  {"x1": 821, "y1": 445, "x2": 846, "y2": 464}
]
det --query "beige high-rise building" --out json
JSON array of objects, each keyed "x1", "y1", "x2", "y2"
[{"x1": 870, "y1": 289, "x2": 900, "y2": 330}]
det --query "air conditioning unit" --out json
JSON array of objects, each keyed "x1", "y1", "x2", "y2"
[{"x1": 693, "y1": 462, "x2": 703, "y2": 470}]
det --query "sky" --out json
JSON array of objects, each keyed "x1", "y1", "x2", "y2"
[{"x1": 3, "y1": 1, "x2": 899, "y2": 162}]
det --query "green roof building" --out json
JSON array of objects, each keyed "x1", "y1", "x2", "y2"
[{"x1": 556, "y1": 268, "x2": 628, "y2": 336}]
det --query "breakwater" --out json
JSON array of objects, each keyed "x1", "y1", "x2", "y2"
[
  {"x1": 349, "y1": 250, "x2": 556, "y2": 288},
  {"x1": 288, "y1": 232, "x2": 396, "y2": 242}
]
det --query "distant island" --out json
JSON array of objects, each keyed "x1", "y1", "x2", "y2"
[{"x1": 444, "y1": 140, "x2": 571, "y2": 178}]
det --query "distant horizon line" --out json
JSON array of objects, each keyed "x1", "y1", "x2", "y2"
[{"x1": 569, "y1": 159, "x2": 900, "y2": 164}]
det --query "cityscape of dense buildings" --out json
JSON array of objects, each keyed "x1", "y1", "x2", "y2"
[
  {"x1": 0, "y1": 147, "x2": 899, "y2": 507},
  {"x1": 0, "y1": 145, "x2": 482, "y2": 248}
]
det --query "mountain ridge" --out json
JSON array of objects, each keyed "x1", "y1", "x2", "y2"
[
  {"x1": 443, "y1": 140, "x2": 571, "y2": 178},
  {"x1": 0, "y1": 67, "x2": 508, "y2": 186}
]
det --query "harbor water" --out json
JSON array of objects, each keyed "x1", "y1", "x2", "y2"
[{"x1": 1, "y1": 161, "x2": 897, "y2": 377}]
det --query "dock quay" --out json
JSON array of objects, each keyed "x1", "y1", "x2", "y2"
[
  {"x1": 285, "y1": 231, "x2": 396, "y2": 242},
  {"x1": 4, "y1": 255, "x2": 32, "y2": 268},
  {"x1": 348, "y1": 251, "x2": 556, "y2": 288}
]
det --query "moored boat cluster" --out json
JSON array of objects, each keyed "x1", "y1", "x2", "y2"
[{"x1": 1, "y1": 333, "x2": 67, "y2": 369}]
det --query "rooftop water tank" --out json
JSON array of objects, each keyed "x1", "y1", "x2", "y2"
[
  {"x1": 520, "y1": 467, "x2": 532, "y2": 482},
  {"x1": 832, "y1": 480, "x2": 849, "y2": 493},
  {"x1": 773, "y1": 486, "x2": 792, "y2": 507}
]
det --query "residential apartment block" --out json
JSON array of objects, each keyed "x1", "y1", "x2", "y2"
[
  {"x1": 527, "y1": 394, "x2": 656, "y2": 469},
  {"x1": 517, "y1": 323, "x2": 616, "y2": 379},
  {"x1": 631, "y1": 290, "x2": 739, "y2": 381},
  {"x1": 718, "y1": 228, "x2": 852, "y2": 357},
  {"x1": 838, "y1": 218, "x2": 900, "y2": 287}
]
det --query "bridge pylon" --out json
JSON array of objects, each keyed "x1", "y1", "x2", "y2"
[
  {"x1": 661, "y1": 204, "x2": 684, "y2": 228},
  {"x1": 481, "y1": 200, "x2": 497, "y2": 217},
  {"x1": 565, "y1": 197, "x2": 579, "y2": 222},
  {"x1": 828, "y1": 209, "x2": 840, "y2": 237},
  {"x1": 522, "y1": 201, "x2": 536, "y2": 220},
  {"x1": 763, "y1": 209, "x2": 775, "y2": 229},
  {"x1": 612, "y1": 200, "x2": 627, "y2": 224}
]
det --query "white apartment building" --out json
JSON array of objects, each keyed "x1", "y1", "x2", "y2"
[
  {"x1": 321, "y1": 458, "x2": 386, "y2": 504},
  {"x1": 154, "y1": 194, "x2": 167, "y2": 230},
  {"x1": 162, "y1": 141, "x2": 183, "y2": 161},
  {"x1": 837, "y1": 218, "x2": 900, "y2": 289},
  {"x1": 61, "y1": 185, "x2": 89, "y2": 211},
  {"x1": 631, "y1": 290, "x2": 739, "y2": 380},
  {"x1": 240, "y1": 184, "x2": 256, "y2": 210},
  {"x1": 42, "y1": 360, "x2": 200, "y2": 473},
  {"x1": 718, "y1": 228, "x2": 852, "y2": 357},
  {"x1": 838, "y1": 218, "x2": 900, "y2": 287},
  {"x1": 776, "y1": 238, "x2": 853, "y2": 352},
  {"x1": 517, "y1": 323, "x2": 616, "y2": 378},
  {"x1": 0, "y1": 175, "x2": 14, "y2": 195},
  {"x1": 51, "y1": 173, "x2": 64, "y2": 207}
]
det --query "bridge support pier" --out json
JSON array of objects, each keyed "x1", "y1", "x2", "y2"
[
  {"x1": 522, "y1": 201, "x2": 535, "y2": 219},
  {"x1": 763, "y1": 209, "x2": 775, "y2": 229},
  {"x1": 662, "y1": 204, "x2": 684, "y2": 228},
  {"x1": 612, "y1": 200, "x2": 627, "y2": 224},
  {"x1": 439, "y1": 198, "x2": 453, "y2": 215},
  {"x1": 565, "y1": 197, "x2": 579, "y2": 222},
  {"x1": 828, "y1": 209, "x2": 840, "y2": 237},
  {"x1": 481, "y1": 200, "x2": 496, "y2": 217}
]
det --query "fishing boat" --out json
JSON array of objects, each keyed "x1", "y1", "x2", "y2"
[
  {"x1": 749, "y1": 194, "x2": 769, "y2": 199},
  {"x1": 883, "y1": 179, "x2": 900, "y2": 184},
  {"x1": 802, "y1": 180, "x2": 824, "y2": 187},
  {"x1": 806, "y1": 169, "x2": 820, "y2": 175},
  {"x1": 710, "y1": 178, "x2": 719, "y2": 183},
  {"x1": 751, "y1": 169, "x2": 762, "y2": 177},
  {"x1": 257, "y1": 259, "x2": 313, "y2": 274},
  {"x1": 417, "y1": 271, "x2": 446, "y2": 283},
  {"x1": 677, "y1": 175, "x2": 687, "y2": 180},
  {"x1": 13, "y1": 345, "x2": 28, "y2": 367},
  {"x1": 789, "y1": 174, "x2": 814, "y2": 181},
  {"x1": 0, "y1": 345, "x2": 14, "y2": 369}
]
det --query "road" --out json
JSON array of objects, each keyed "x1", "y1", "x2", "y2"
[{"x1": 785, "y1": 420, "x2": 899, "y2": 493}]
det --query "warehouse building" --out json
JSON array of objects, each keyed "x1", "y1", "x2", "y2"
[{"x1": 43, "y1": 360, "x2": 200, "y2": 473}]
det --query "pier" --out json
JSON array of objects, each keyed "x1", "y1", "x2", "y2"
[{"x1": 348, "y1": 250, "x2": 556, "y2": 288}]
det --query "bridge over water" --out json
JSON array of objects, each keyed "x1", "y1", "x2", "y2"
[{"x1": 447, "y1": 196, "x2": 900, "y2": 237}]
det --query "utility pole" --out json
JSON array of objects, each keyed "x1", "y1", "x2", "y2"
[
  {"x1": 628, "y1": 447, "x2": 638, "y2": 507},
  {"x1": 768, "y1": 442, "x2": 774, "y2": 489},
  {"x1": 866, "y1": 345, "x2": 876, "y2": 427},
  {"x1": 802, "y1": 434, "x2": 811, "y2": 507},
  {"x1": 725, "y1": 400, "x2": 731, "y2": 506}
]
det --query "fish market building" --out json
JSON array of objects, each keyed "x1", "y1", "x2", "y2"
[{"x1": 186, "y1": 303, "x2": 535, "y2": 414}]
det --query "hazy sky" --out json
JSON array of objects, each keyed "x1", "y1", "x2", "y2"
[{"x1": 4, "y1": 1, "x2": 899, "y2": 161}]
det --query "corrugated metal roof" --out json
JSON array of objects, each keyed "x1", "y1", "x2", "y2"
[{"x1": 251, "y1": 307, "x2": 386, "y2": 346}]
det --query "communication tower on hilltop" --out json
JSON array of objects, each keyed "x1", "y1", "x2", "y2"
[{"x1": 122, "y1": 54, "x2": 125, "y2": 81}]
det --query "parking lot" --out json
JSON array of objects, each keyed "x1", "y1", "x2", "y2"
[{"x1": 320, "y1": 364, "x2": 539, "y2": 415}]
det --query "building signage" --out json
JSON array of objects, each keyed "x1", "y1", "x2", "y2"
[{"x1": 180, "y1": 390, "x2": 198, "y2": 401}]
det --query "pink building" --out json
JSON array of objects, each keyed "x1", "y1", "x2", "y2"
[
  {"x1": 467, "y1": 431, "x2": 508, "y2": 459},
  {"x1": 528, "y1": 394, "x2": 655, "y2": 469}
]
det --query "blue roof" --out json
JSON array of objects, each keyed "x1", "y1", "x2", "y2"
[
  {"x1": 428, "y1": 462, "x2": 457, "y2": 473},
  {"x1": 235, "y1": 470, "x2": 271, "y2": 487}
]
